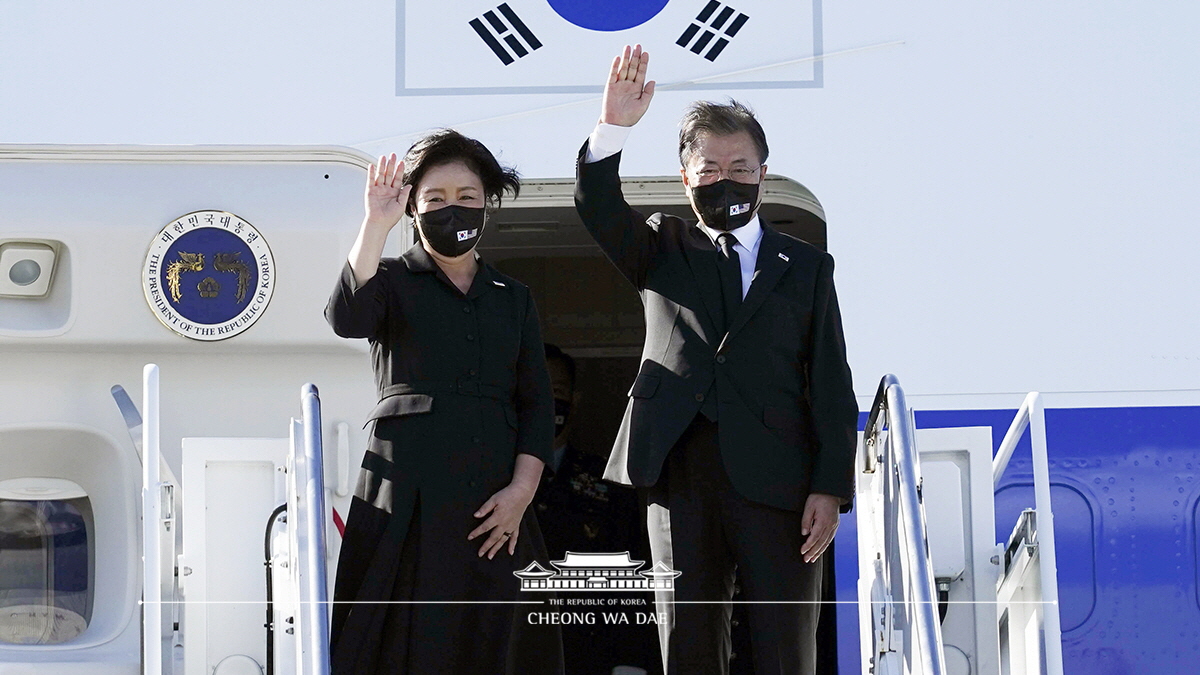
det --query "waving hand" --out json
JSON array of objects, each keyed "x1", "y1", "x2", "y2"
[
  {"x1": 600, "y1": 44, "x2": 656, "y2": 127},
  {"x1": 364, "y1": 153, "x2": 411, "y2": 232},
  {"x1": 347, "y1": 153, "x2": 410, "y2": 287}
]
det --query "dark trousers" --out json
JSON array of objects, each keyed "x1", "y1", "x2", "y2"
[{"x1": 642, "y1": 415, "x2": 824, "y2": 675}]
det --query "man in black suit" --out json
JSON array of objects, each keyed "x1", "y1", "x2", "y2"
[{"x1": 573, "y1": 45, "x2": 859, "y2": 675}]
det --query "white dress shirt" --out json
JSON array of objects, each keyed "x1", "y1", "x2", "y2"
[
  {"x1": 584, "y1": 122, "x2": 632, "y2": 163},
  {"x1": 585, "y1": 123, "x2": 762, "y2": 299}
]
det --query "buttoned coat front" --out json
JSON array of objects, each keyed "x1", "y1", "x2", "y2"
[
  {"x1": 325, "y1": 242, "x2": 562, "y2": 675},
  {"x1": 575, "y1": 147, "x2": 859, "y2": 513}
]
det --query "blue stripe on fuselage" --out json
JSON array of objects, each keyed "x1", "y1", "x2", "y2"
[{"x1": 835, "y1": 405, "x2": 1200, "y2": 675}]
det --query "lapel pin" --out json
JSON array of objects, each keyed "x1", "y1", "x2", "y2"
[
  {"x1": 778, "y1": 252, "x2": 790, "y2": 262},
  {"x1": 492, "y1": 280, "x2": 506, "y2": 287}
]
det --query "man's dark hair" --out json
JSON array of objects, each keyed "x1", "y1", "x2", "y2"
[
  {"x1": 543, "y1": 343, "x2": 576, "y2": 390},
  {"x1": 401, "y1": 129, "x2": 520, "y2": 215},
  {"x1": 678, "y1": 100, "x2": 769, "y2": 167}
]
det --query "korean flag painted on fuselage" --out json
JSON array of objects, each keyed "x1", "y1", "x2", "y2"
[{"x1": 398, "y1": 0, "x2": 819, "y2": 95}]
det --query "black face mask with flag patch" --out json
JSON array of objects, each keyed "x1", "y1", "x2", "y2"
[
  {"x1": 690, "y1": 179, "x2": 759, "y2": 231},
  {"x1": 417, "y1": 205, "x2": 486, "y2": 257}
]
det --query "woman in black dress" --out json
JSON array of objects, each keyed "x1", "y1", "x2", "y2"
[{"x1": 326, "y1": 130, "x2": 563, "y2": 674}]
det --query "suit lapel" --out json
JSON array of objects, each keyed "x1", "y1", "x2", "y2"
[
  {"x1": 680, "y1": 225, "x2": 724, "y2": 345},
  {"x1": 720, "y1": 227, "x2": 793, "y2": 349}
]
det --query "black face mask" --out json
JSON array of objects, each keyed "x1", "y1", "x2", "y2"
[
  {"x1": 416, "y1": 205, "x2": 485, "y2": 257},
  {"x1": 690, "y1": 179, "x2": 759, "y2": 231},
  {"x1": 553, "y1": 398, "x2": 572, "y2": 438}
]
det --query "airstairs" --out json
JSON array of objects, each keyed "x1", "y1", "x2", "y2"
[
  {"x1": 142, "y1": 366, "x2": 332, "y2": 675},
  {"x1": 138, "y1": 366, "x2": 331, "y2": 675},
  {"x1": 857, "y1": 375, "x2": 1065, "y2": 675},
  {"x1": 0, "y1": 367, "x2": 1064, "y2": 674}
]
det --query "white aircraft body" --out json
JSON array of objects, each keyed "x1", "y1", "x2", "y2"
[{"x1": 1, "y1": 2, "x2": 1197, "y2": 674}]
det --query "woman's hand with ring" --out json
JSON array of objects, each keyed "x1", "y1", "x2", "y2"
[{"x1": 468, "y1": 481, "x2": 536, "y2": 559}]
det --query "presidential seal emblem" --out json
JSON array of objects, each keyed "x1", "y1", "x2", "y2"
[{"x1": 142, "y1": 210, "x2": 274, "y2": 341}]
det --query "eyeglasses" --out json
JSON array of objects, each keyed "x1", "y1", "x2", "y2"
[{"x1": 692, "y1": 165, "x2": 762, "y2": 185}]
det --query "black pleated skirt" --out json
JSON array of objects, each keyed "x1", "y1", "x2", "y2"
[{"x1": 331, "y1": 408, "x2": 564, "y2": 675}]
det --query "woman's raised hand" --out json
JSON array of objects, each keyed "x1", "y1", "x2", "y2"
[
  {"x1": 600, "y1": 44, "x2": 656, "y2": 127},
  {"x1": 364, "y1": 153, "x2": 411, "y2": 232}
]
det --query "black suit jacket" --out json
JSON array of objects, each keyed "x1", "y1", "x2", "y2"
[{"x1": 575, "y1": 144, "x2": 858, "y2": 513}]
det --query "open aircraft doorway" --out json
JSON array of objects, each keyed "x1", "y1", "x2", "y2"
[
  {"x1": 480, "y1": 172, "x2": 826, "y2": 452},
  {"x1": 479, "y1": 174, "x2": 837, "y2": 675}
]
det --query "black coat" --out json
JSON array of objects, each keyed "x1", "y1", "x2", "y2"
[
  {"x1": 325, "y1": 243, "x2": 563, "y2": 674},
  {"x1": 575, "y1": 146, "x2": 859, "y2": 513}
]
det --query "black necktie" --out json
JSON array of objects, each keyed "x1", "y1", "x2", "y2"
[{"x1": 716, "y1": 232, "x2": 742, "y2": 333}]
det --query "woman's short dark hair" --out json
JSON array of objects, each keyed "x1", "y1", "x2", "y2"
[
  {"x1": 678, "y1": 100, "x2": 769, "y2": 167},
  {"x1": 401, "y1": 129, "x2": 520, "y2": 215}
]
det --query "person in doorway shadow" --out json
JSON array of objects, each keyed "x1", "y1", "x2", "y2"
[{"x1": 534, "y1": 343, "x2": 662, "y2": 675}]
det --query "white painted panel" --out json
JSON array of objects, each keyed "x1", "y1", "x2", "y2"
[
  {"x1": 916, "y1": 427, "x2": 999, "y2": 675},
  {"x1": 180, "y1": 437, "x2": 287, "y2": 675},
  {"x1": 923, "y1": 460, "x2": 966, "y2": 580},
  {"x1": 205, "y1": 461, "x2": 276, "y2": 669}
]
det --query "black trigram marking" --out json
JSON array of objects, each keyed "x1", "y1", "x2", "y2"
[
  {"x1": 469, "y1": 3, "x2": 542, "y2": 65},
  {"x1": 676, "y1": 1, "x2": 749, "y2": 62}
]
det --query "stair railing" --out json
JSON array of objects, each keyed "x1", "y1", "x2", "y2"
[
  {"x1": 861, "y1": 374, "x2": 947, "y2": 675},
  {"x1": 992, "y1": 392, "x2": 1064, "y2": 675}
]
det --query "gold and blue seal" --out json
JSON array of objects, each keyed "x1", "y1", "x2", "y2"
[{"x1": 141, "y1": 210, "x2": 275, "y2": 341}]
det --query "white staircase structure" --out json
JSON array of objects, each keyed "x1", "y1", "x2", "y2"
[
  {"x1": 857, "y1": 375, "x2": 1065, "y2": 675},
  {"x1": 140, "y1": 367, "x2": 332, "y2": 675},
  {"x1": 3, "y1": 362, "x2": 1065, "y2": 675}
]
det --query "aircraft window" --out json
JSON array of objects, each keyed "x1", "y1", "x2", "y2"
[
  {"x1": 0, "y1": 494, "x2": 94, "y2": 645},
  {"x1": 995, "y1": 482, "x2": 1096, "y2": 632}
]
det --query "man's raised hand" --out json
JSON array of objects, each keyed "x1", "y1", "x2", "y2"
[
  {"x1": 364, "y1": 153, "x2": 411, "y2": 233},
  {"x1": 600, "y1": 44, "x2": 656, "y2": 128}
]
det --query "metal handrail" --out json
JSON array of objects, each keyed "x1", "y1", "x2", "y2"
[
  {"x1": 295, "y1": 384, "x2": 331, "y2": 675},
  {"x1": 991, "y1": 392, "x2": 1064, "y2": 675},
  {"x1": 862, "y1": 373, "x2": 898, "y2": 473},
  {"x1": 141, "y1": 364, "x2": 163, "y2": 675},
  {"x1": 864, "y1": 374, "x2": 947, "y2": 675}
]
